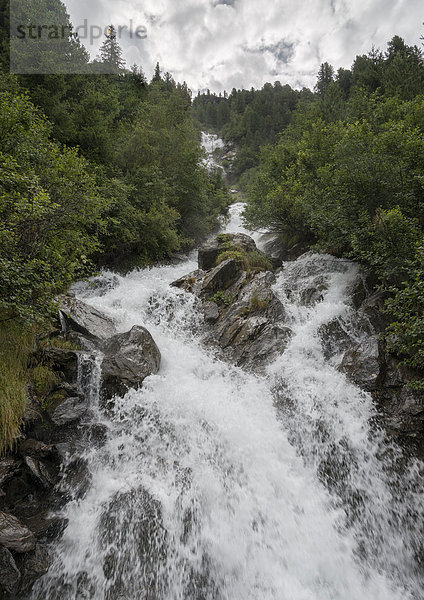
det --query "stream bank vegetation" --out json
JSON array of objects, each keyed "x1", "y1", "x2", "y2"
[{"x1": 196, "y1": 34, "x2": 424, "y2": 386}]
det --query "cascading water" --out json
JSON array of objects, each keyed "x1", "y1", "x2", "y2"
[
  {"x1": 201, "y1": 132, "x2": 224, "y2": 170},
  {"x1": 30, "y1": 204, "x2": 424, "y2": 600},
  {"x1": 30, "y1": 118, "x2": 424, "y2": 598}
]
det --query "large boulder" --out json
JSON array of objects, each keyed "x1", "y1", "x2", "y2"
[
  {"x1": 198, "y1": 233, "x2": 257, "y2": 271},
  {"x1": 200, "y1": 259, "x2": 242, "y2": 298},
  {"x1": 101, "y1": 326, "x2": 161, "y2": 399},
  {"x1": 58, "y1": 296, "x2": 116, "y2": 342},
  {"x1": 212, "y1": 271, "x2": 292, "y2": 368},
  {"x1": 172, "y1": 243, "x2": 292, "y2": 370},
  {"x1": 0, "y1": 512, "x2": 35, "y2": 553}
]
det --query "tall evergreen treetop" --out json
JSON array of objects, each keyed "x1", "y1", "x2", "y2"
[{"x1": 98, "y1": 25, "x2": 126, "y2": 73}]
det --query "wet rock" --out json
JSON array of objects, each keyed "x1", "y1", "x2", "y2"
[
  {"x1": 58, "y1": 295, "x2": 116, "y2": 342},
  {"x1": 42, "y1": 347, "x2": 79, "y2": 384},
  {"x1": 19, "y1": 440, "x2": 57, "y2": 461},
  {"x1": 23, "y1": 456, "x2": 58, "y2": 489},
  {"x1": 340, "y1": 336, "x2": 381, "y2": 392},
  {"x1": 297, "y1": 274, "x2": 329, "y2": 306},
  {"x1": 202, "y1": 301, "x2": 220, "y2": 324},
  {"x1": 376, "y1": 387, "x2": 424, "y2": 447},
  {"x1": 0, "y1": 546, "x2": 21, "y2": 596},
  {"x1": 14, "y1": 544, "x2": 51, "y2": 595},
  {"x1": 0, "y1": 459, "x2": 21, "y2": 492},
  {"x1": 0, "y1": 512, "x2": 35, "y2": 553},
  {"x1": 101, "y1": 326, "x2": 161, "y2": 399},
  {"x1": 22, "y1": 512, "x2": 68, "y2": 542},
  {"x1": 174, "y1": 235, "x2": 292, "y2": 370},
  {"x1": 358, "y1": 289, "x2": 388, "y2": 332},
  {"x1": 198, "y1": 233, "x2": 257, "y2": 271},
  {"x1": 21, "y1": 395, "x2": 45, "y2": 434},
  {"x1": 171, "y1": 269, "x2": 205, "y2": 294},
  {"x1": 200, "y1": 259, "x2": 242, "y2": 298},
  {"x1": 258, "y1": 233, "x2": 286, "y2": 268},
  {"x1": 319, "y1": 318, "x2": 358, "y2": 362},
  {"x1": 17, "y1": 441, "x2": 60, "y2": 490},
  {"x1": 213, "y1": 272, "x2": 291, "y2": 368},
  {"x1": 99, "y1": 487, "x2": 166, "y2": 599},
  {"x1": 49, "y1": 397, "x2": 88, "y2": 426}
]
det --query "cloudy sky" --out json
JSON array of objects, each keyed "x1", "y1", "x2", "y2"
[{"x1": 65, "y1": 0, "x2": 423, "y2": 92}]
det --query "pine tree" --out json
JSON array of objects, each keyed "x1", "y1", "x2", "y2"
[
  {"x1": 98, "y1": 25, "x2": 126, "y2": 73},
  {"x1": 152, "y1": 62, "x2": 162, "y2": 82},
  {"x1": 315, "y1": 62, "x2": 334, "y2": 97}
]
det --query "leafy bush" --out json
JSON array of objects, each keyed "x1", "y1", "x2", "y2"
[
  {"x1": 385, "y1": 245, "x2": 424, "y2": 384},
  {"x1": 208, "y1": 290, "x2": 235, "y2": 306}
]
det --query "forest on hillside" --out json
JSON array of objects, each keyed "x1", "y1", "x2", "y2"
[{"x1": 195, "y1": 34, "x2": 424, "y2": 385}]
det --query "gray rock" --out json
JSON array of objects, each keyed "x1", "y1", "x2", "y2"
[
  {"x1": 15, "y1": 544, "x2": 51, "y2": 595},
  {"x1": 59, "y1": 296, "x2": 116, "y2": 342},
  {"x1": 0, "y1": 512, "x2": 35, "y2": 553},
  {"x1": 213, "y1": 272, "x2": 291, "y2": 368},
  {"x1": 0, "y1": 546, "x2": 21, "y2": 596},
  {"x1": 340, "y1": 336, "x2": 381, "y2": 391},
  {"x1": 358, "y1": 289, "x2": 388, "y2": 331},
  {"x1": 198, "y1": 233, "x2": 257, "y2": 271},
  {"x1": 171, "y1": 269, "x2": 206, "y2": 294},
  {"x1": 201, "y1": 259, "x2": 242, "y2": 298},
  {"x1": 173, "y1": 235, "x2": 292, "y2": 370},
  {"x1": 68, "y1": 274, "x2": 120, "y2": 298},
  {"x1": 101, "y1": 326, "x2": 161, "y2": 399},
  {"x1": 42, "y1": 347, "x2": 79, "y2": 384},
  {"x1": 49, "y1": 397, "x2": 88, "y2": 426},
  {"x1": 23, "y1": 456, "x2": 57, "y2": 488},
  {"x1": 0, "y1": 458, "x2": 21, "y2": 490},
  {"x1": 202, "y1": 302, "x2": 220, "y2": 324}
]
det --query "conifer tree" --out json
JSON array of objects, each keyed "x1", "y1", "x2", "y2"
[
  {"x1": 152, "y1": 62, "x2": 162, "y2": 82},
  {"x1": 98, "y1": 25, "x2": 126, "y2": 73}
]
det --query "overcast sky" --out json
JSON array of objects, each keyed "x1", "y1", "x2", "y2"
[{"x1": 65, "y1": 0, "x2": 423, "y2": 93}]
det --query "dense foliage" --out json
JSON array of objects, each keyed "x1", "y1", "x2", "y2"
[
  {"x1": 243, "y1": 36, "x2": 424, "y2": 380},
  {"x1": 0, "y1": 0, "x2": 229, "y2": 322}
]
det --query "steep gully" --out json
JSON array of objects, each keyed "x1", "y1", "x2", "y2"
[{"x1": 26, "y1": 133, "x2": 424, "y2": 599}]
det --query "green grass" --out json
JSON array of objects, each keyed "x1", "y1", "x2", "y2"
[
  {"x1": 216, "y1": 248, "x2": 273, "y2": 273},
  {"x1": 0, "y1": 322, "x2": 36, "y2": 455}
]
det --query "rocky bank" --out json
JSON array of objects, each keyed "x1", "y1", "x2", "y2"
[{"x1": 0, "y1": 298, "x2": 161, "y2": 598}]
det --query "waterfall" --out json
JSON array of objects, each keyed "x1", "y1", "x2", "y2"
[{"x1": 30, "y1": 205, "x2": 423, "y2": 600}]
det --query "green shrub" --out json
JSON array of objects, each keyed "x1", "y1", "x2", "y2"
[
  {"x1": 209, "y1": 290, "x2": 235, "y2": 306},
  {"x1": 216, "y1": 249, "x2": 249, "y2": 270},
  {"x1": 385, "y1": 244, "x2": 424, "y2": 387},
  {"x1": 245, "y1": 251, "x2": 273, "y2": 272}
]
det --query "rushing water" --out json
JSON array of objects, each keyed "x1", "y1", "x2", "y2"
[{"x1": 30, "y1": 202, "x2": 424, "y2": 600}]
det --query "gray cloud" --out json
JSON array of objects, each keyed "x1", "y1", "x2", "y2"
[
  {"x1": 244, "y1": 39, "x2": 297, "y2": 65},
  {"x1": 212, "y1": 0, "x2": 236, "y2": 6},
  {"x1": 65, "y1": 0, "x2": 424, "y2": 92}
]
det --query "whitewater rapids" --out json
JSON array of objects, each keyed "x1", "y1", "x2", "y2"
[{"x1": 30, "y1": 203, "x2": 424, "y2": 600}]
